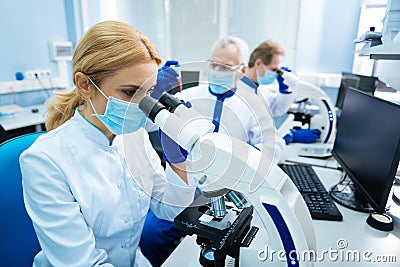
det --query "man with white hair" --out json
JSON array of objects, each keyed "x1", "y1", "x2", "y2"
[{"x1": 173, "y1": 36, "x2": 284, "y2": 157}]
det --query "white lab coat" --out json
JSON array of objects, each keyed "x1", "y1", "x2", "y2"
[
  {"x1": 257, "y1": 82, "x2": 294, "y2": 117},
  {"x1": 20, "y1": 110, "x2": 195, "y2": 267},
  {"x1": 175, "y1": 83, "x2": 286, "y2": 164}
]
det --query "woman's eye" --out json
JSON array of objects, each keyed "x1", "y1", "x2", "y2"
[
  {"x1": 147, "y1": 87, "x2": 155, "y2": 95},
  {"x1": 123, "y1": 90, "x2": 136, "y2": 97}
]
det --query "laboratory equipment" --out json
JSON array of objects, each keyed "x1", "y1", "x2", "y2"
[
  {"x1": 139, "y1": 93, "x2": 316, "y2": 266},
  {"x1": 357, "y1": 0, "x2": 400, "y2": 60},
  {"x1": 354, "y1": 27, "x2": 383, "y2": 47},
  {"x1": 0, "y1": 104, "x2": 24, "y2": 117},
  {"x1": 277, "y1": 69, "x2": 336, "y2": 145},
  {"x1": 330, "y1": 88, "x2": 400, "y2": 231},
  {"x1": 49, "y1": 41, "x2": 73, "y2": 89},
  {"x1": 297, "y1": 147, "x2": 332, "y2": 159}
]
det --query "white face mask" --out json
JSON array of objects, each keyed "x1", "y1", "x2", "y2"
[{"x1": 87, "y1": 77, "x2": 147, "y2": 135}]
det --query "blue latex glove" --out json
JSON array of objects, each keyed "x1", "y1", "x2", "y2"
[
  {"x1": 159, "y1": 130, "x2": 188, "y2": 163},
  {"x1": 159, "y1": 100, "x2": 191, "y2": 164},
  {"x1": 139, "y1": 210, "x2": 185, "y2": 267},
  {"x1": 283, "y1": 129, "x2": 321, "y2": 144},
  {"x1": 277, "y1": 66, "x2": 292, "y2": 94},
  {"x1": 151, "y1": 60, "x2": 180, "y2": 99}
]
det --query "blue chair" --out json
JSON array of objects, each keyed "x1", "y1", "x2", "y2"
[
  {"x1": 0, "y1": 132, "x2": 44, "y2": 266},
  {"x1": 0, "y1": 124, "x2": 10, "y2": 144}
]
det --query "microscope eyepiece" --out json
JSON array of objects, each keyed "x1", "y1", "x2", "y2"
[
  {"x1": 276, "y1": 69, "x2": 284, "y2": 76},
  {"x1": 138, "y1": 96, "x2": 166, "y2": 122},
  {"x1": 159, "y1": 93, "x2": 183, "y2": 112}
]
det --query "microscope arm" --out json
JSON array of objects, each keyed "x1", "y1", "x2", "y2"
[
  {"x1": 139, "y1": 94, "x2": 284, "y2": 192},
  {"x1": 279, "y1": 70, "x2": 336, "y2": 144}
]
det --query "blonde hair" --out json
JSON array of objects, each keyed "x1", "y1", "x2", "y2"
[
  {"x1": 248, "y1": 40, "x2": 285, "y2": 68},
  {"x1": 46, "y1": 21, "x2": 161, "y2": 131}
]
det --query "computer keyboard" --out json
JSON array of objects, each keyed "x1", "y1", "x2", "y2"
[{"x1": 279, "y1": 163, "x2": 343, "y2": 221}]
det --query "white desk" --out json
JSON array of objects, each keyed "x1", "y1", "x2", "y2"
[
  {"x1": 311, "y1": 167, "x2": 400, "y2": 267},
  {"x1": 0, "y1": 104, "x2": 46, "y2": 131},
  {"x1": 162, "y1": 159, "x2": 400, "y2": 266},
  {"x1": 284, "y1": 143, "x2": 339, "y2": 169}
]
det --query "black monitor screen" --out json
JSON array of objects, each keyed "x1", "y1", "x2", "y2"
[
  {"x1": 168, "y1": 70, "x2": 200, "y2": 95},
  {"x1": 336, "y1": 72, "x2": 378, "y2": 109},
  {"x1": 332, "y1": 88, "x2": 400, "y2": 213},
  {"x1": 181, "y1": 70, "x2": 200, "y2": 90}
]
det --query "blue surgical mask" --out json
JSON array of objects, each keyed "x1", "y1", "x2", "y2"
[
  {"x1": 87, "y1": 77, "x2": 147, "y2": 135},
  {"x1": 208, "y1": 69, "x2": 236, "y2": 94},
  {"x1": 257, "y1": 67, "x2": 277, "y2": 85}
]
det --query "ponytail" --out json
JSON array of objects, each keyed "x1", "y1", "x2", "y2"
[{"x1": 45, "y1": 88, "x2": 84, "y2": 131}]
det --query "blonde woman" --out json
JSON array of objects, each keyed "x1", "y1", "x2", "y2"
[{"x1": 20, "y1": 21, "x2": 195, "y2": 267}]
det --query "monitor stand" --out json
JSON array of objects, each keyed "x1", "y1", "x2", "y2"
[
  {"x1": 329, "y1": 177, "x2": 374, "y2": 213},
  {"x1": 393, "y1": 186, "x2": 400, "y2": 205},
  {"x1": 330, "y1": 177, "x2": 394, "y2": 231}
]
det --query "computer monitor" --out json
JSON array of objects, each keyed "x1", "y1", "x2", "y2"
[
  {"x1": 181, "y1": 70, "x2": 200, "y2": 90},
  {"x1": 330, "y1": 88, "x2": 400, "y2": 214},
  {"x1": 168, "y1": 70, "x2": 201, "y2": 95},
  {"x1": 336, "y1": 72, "x2": 378, "y2": 110}
]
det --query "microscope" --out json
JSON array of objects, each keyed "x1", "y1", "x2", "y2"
[
  {"x1": 277, "y1": 70, "x2": 336, "y2": 145},
  {"x1": 139, "y1": 94, "x2": 316, "y2": 267}
]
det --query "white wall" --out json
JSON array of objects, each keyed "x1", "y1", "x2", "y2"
[
  {"x1": 117, "y1": 0, "x2": 167, "y2": 59},
  {"x1": 374, "y1": 60, "x2": 400, "y2": 89},
  {"x1": 228, "y1": 0, "x2": 301, "y2": 67},
  {"x1": 296, "y1": 0, "x2": 362, "y2": 73},
  {"x1": 80, "y1": 0, "x2": 364, "y2": 74},
  {"x1": 167, "y1": 0, "x2": 220, "y2": 62},
  {"x1": 115, "y1": 0, "x2": 301, "y2": 65}
]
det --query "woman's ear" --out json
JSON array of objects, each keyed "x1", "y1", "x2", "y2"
[{"x1": 75, "y1": 72, "x2": 92, "y2": 99}]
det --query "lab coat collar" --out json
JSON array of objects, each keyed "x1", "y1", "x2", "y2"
[
  {"x1": 72, "y1": 109, "x2": 120, "y2": 148},
  {"x1": 240, "y1": 76, "x2": 258, "y2": 94}
]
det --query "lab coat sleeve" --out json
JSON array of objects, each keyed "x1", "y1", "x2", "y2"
[
  {"x1": 20, "y1": 151, "x2": 114, "y2": 267},
  {"x1": 144, "y1": 118, "x2": 158, "y2": 133},
  {"x1": 247, "y1": 116, "x2": 264, "y2": 149},
  {"x1": 244, "y1": 90, "x2": 287, "y2": 165},
  {"x1": 247, "y1": 114, "x2": 286, "y2": 164},
  {"x1": 270, "y1": 92, "x2": 294, "y2": 117},
  {"x1": 144, "y1": 139, "x2": 196, "y2": 222},
  {"x1": 259, "y1": 86, "x2": 294, "y2": 117},
  {"x1": 274, "y1": 134, "x2": 287, "y2": 164}
]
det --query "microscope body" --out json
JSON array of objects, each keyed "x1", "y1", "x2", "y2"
[
  {"x1": 186, "y1": 132, "x2": 316, "y2": 266},
  {"x1": 279, "y1": 70, "x2": 336, "y2": 145},
  {"x1": 139, "y1": 94, "x2": 316, "y2": 266}
]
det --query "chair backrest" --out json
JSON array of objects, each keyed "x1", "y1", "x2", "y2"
[
  {"x1": 0, "y1": 132, "x2": 45, "y2": 266},
  {"x1": 0, "y1": 124, "x2": 9, "y2": 144}
]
